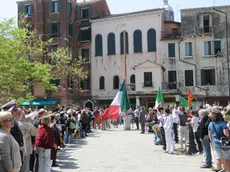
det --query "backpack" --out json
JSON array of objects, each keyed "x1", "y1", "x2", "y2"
[{"x1": 69, "y1": 121, "x2": 76, "y2": 130}]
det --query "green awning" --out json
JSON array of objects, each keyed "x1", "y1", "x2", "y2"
[{"x1": 20, "y1": 99, "x2": 58, "y2": 106}]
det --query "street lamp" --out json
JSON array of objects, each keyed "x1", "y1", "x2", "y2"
[{"x1": 213, "y1": 8, "x2": 230, "y2": 96}]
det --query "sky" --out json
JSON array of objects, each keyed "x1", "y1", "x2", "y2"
[{"x1": 0, "y1": 0, "x2": 230, "y2": 22}]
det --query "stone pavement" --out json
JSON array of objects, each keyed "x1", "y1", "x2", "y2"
[{"x1": 52, "y1": 127, "x2": 211, "y2": 172}]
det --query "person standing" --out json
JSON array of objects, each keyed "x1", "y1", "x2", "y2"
[
  {"x1": 164, "y1": 108, "x2": 174, "y2": 154},
  {"x1": 172, "y1": 108, "x2": 179, "y2": 143},
  {"x1": 93, "y1": 107, "x2": 100, "y2": 129},
  {"x1": 134, "y1": 106, "x2": 140, "y2": 130},
  {"x1": 140, "y1": 107, "x2": 147, "y2": 134},
  {"x1": 178, "y1": 107, "x2": 189, "y2": 151}
]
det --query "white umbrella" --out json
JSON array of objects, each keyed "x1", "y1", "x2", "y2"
[{"x1": 1, "y1": 99, "x2": 16, "y2": 109}]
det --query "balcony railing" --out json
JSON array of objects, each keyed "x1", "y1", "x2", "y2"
[
  {"x1": 79, "y1": 20, "x2": 90, "y2": 28},
  {"x1": 199, "y1": 26, "x2": 213, "y2": 34},
  {"x1": 161, "y1": 30, "x2": 181, "y2": 39}
]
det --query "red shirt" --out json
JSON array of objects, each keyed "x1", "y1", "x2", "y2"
[
  {"x1": 34, "y1": 125, "x2": 54, "y2": 149},
  {"x1": 93, "y1": 110, "x2": 100, "y2": 118}
]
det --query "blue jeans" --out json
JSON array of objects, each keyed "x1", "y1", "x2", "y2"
[
  {"x1": 65, "y1": 133, "x2": 73, "y2": 143},
  {"x1": 202, "y1": 136, "x2": 212, "y2": 167}
]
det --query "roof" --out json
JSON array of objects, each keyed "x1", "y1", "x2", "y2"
[
  {"x1": 78, "y1": 0, "x2": 102, "y2": 6},
  {"x1": 181, "y1": 5, "x2": 230, "y2": 12},
  {"x1": 92, "y1": 8, "x2": 163, "y2": 20}
]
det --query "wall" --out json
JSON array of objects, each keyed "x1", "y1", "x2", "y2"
[{"x1": 91, "y1": 10, "x2": 164, "y2": 99}]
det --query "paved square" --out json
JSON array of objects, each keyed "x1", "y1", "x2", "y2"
[{"x1": 52, "y1": 127, "x2": 210, "y2": 172}]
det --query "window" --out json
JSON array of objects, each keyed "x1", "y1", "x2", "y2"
[
  {"x1": 168, "y1": 43, "x2": 175, "y2": 58},
  {"x1": 144, "y1": 72, "x2": 152, "y2": 87},
  {"x1": 204, "y1": 41, "x2": 211, "y2": 56},
  {"x1": 113, "y1": 76, "x2": 119, "y2": 89},
  {"x1": 214, "y1": 40, "x2": 221, "y2": 55},
  {"x1": 81, "y1": 77, "x2": 90, "y2": 90},
  {"x1": 68, "y1": 23, "x2": 73, "y2": 37},
  {"x1": 201, "y1": 69, "x2": 215, "y2": 85},
  {"x1": 67, "y1": 77, "x2": 74, "y2": 89},
  {"x1": 79, "y1": 27, "x2": 91, "y2": 41},
  {"x1": 147, "y1": 29, "x2": 156, "y2": 52},
  {"x1": 81, "y1": 8, "x2": 92, "y2": 19},
  {"x1": 95, "y1": 34, "x2": 103, "y2": 56},
  {"x1": 50, "y1": 22, "x2": 60, "y2": 38},
  {"x1": 130, "y1": 74, "x2": 135, "y2": 91},
  {"x1": 107, "y1": 33, "x2": 116, "y2": 55},
  {"x1": 99, "y1": 76, "x2": 105, "y2": 90},
  {"x1": 120, "y1": 31, "x2": 129, "y2": 54},
  {"x1": 24, "y1": 5, "x2": 32, "y2": 17},
  {"x1": 168, "y1": 71, "x2": 177, "y2": 89},
  {"x1": 81, "y1": 49, "x2": 90, "y2": 62},
  {"x1": 184, "y1": 70, "x2": 194, "y2": 87},
  {"x1": 68, "y1": 46, "x2": 72, "y2": 57},
  {"x1": 51, "y1": 78, "x2": 60, "y2": 87},
  {"x1": 50, "y1": 0, "x2": 59, "y2": 13},
  {"x1": 185, "y1": 42, "x2": 192, "y2": 57},
  {"x1": 200, "y1": 15, "x2": 211, "y2": 33},
  {"x1": 68, "y1": 2, "x2": 72, "y2": 13},
  {"x1": 51, "y1": 45, "x2": 58, "y2": 65},
  {"x1": 133, "y1": 30, "x2": 142, "y2": 53}
]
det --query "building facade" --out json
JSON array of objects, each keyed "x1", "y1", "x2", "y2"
[
  {"x1": 160, "y1": 5, "x2": 230, "y2": 106},
  {"x1": 91, "y1": 9, "x2": 165, "y2": 107},
  {"x1": 76, "y1": 0, "x2": 110, "y2": 109}
]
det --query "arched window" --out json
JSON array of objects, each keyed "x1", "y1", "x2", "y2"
[
  {"x1": 147, "y1": 28, "x2": 156, "y2": 52},
  {"x1": 120, "y1": 31, "x2": 129, "y2": 54},
  {"x1": 107, "y1": 32, "x2": 116, "y2": 55},
  {"x1": 133, "y1": 30, "x2": 142, "y2": 53},
  {"x1": 99, "y1": 76, "x2": 105, "y2": 90},
  {"x1": 130, "y1": 74, "x2": 135, "y2": 84},
  {"x1": 95, "y1": 34, "x2": 103, "y2": 56},
  {"x1": 113, "y1": 76, "x2": 119, "y2": 89}
]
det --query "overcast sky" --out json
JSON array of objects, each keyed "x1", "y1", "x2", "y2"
[{"x1": 1, "y1": 0, "x2": 230, "y2": 22}]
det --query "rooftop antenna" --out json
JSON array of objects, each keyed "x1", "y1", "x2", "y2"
[{"x1": 163, "y1": 0, "x2": 169, "y2": 5}]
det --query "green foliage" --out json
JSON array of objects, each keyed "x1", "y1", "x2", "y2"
[{"x1": 0, "y1": 18, "x2": 54, "y2": 104}]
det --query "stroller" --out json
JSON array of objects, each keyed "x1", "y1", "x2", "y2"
[{"x1": 152, "y1": 124, "x2": 162, "y2": 145}]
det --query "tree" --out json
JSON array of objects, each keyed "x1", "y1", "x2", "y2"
[
  {"x1": 50, "y1": 47, "x2": 88, "y2": 90},
  {"x1": 0, "y1": 18, "x2": 55, "y2": 104}
]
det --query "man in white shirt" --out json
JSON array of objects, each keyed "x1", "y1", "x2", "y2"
[{"x1": 134, "y1": 106, "x2": 140, "y2": 130}]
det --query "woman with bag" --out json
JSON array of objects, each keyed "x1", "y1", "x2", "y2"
[{"x1": 208, "y1": 111, "x2": 230, "y2": 172}]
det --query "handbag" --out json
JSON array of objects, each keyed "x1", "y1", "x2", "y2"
[{"x1": 212, "y1": 123, "x2": 230, "y2": 150}]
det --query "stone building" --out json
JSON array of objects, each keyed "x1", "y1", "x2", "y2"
[
  {"x1": 91, "y1": 8, "x2": 165, "y2": 107},
  {"x1": 161, "y1": 5, "x2": 230, "y2": 106}
]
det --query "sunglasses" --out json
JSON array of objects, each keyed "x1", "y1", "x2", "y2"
[{"x1": 3, "y1": 118, "x2": 14, "y2": 122}]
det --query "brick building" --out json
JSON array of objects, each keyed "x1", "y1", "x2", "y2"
[{"x1": 17, "y1": 0, "x2": 110, "y2": 108}]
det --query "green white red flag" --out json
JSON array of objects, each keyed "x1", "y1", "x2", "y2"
[
  {"x1": 155, "y1": 87, "x2": 163, "y2": 108},
  {"x1": 101, "y1": 79, "x2": 130, "y2": 122}
]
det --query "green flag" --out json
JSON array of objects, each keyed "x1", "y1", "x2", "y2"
[
  {"x1": 155, "y1": 87, "x2": 163, "y2": 108},
  {"x1": 120, "y1": 79, "x2": 130, "y2": 112},
  {"x1": 179, "y1": 96, "x2": 188, "y2": 108}
]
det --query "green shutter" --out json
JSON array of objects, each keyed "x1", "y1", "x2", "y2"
[
  {"x1": 120, "y1": 32, "x2": 124, "y2": 54},
  {"x1": 57, "y1": 0, "x2": 60, "y2": 12},
  {"x1": 88, "y1": 7, "x2": 92, "y2": 18},
  {"x1": 201, "y1": 70, "x2": 205, "y2": 86},
  {"x1": 168, "y1": 43, "x2": 175, "y2": 58},
  {"x1": 125, "y1": 32, "x2": 129, "y2": 54},
  {"x1": 24, "y1": 5, "x2": 27, "y2": 15},
  {"x1": 77, "y1": 8, "x2": 81, "y2": 19},
  {"x1": 211, "y1": 69, "x2": 216, "y2": 85},
  {"x1": 57, "y1": 21, "x2": 60, "y2": 37},
  {"x1": 30, "y1": 5, "x2": 32, "y2": 16},
  {"x1": 50, "y1": 1, "x2": 52, "y2": 13},
  {"x1": 134, "y1": 30, "x2": 142, "y2": 53}
]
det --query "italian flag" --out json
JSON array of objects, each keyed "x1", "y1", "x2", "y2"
[
  {"x1": 101, "y1": 79, "x2": 130, "y2": 122},
  {"x1": 155, "y1": 87, "x2": 163, "y2": 108},
  {"x1": 24, "y1": 13, "x2": 29, "y2": 21}
]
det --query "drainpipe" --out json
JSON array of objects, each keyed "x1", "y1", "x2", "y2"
[{"x1": 178, "y1": 37, "x2": 198, "y2": 86}]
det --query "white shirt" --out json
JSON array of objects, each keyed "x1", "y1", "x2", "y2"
[
  {"x1": 134, "y1": 109, "x2": 140, "y2": 118},
  {"x1": 163, "y1": 114, "x2": 173, "y2": 131},
  {"x1": 172, "y1": 109, "x2": 179, "y2": 124},
  {"x1": 191, "y1": 116, "x2": 199, "y2": 132}
]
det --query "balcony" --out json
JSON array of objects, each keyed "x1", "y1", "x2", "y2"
[
  {"x1": 161, "y1": 30, "x2": 181, "y2": 40},
  {"x1": 79, "y1": 19, "x2": 90, "y2": 28},
  {"x1": 199, "y1": 26, "x2": 213, "y2": 34}
]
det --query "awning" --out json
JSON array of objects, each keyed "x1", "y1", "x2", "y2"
[{"x1": 20, "y1": 99, "x2": 58, "y2": 106}]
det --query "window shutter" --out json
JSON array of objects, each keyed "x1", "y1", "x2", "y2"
[
  {"x1": 152, "y1": 29, "x2": 156, "y2": 52},
  {"x1": 57, "y1": 0, "x2": 60, "y2": 12},
  {"x1": 211, "y1": 69, "x2": 215, "y2": 85},
  {"x1": 78, "y1": 30, "x2": 81, "y2": 41},
  {"x1": 199, "y1": 15, "x2": 204, "y2": 28},
  {"x1": 57, "y1": 21, "x2": 60, "y2": 37},
  {"x1": 88, "y1": 7, "x2": 92, "y2": 18},
  {"x1": 120, "y1": 32, "x2": 123, "y2": 54},
  {"x1": 24, "y1": 5, "x2": 27, "y2": 15},
  {"x1": 133, "y1": 30, "x2": 142, "y2": 53},
  {"x1": 201, "y1": 70, "x2": 205, "y2": 85},
  {"x1": 30, "y1": 5, "x2": 32, "y2": 16},
  {"x1": 50, "y1": 23, "x2": 52, "y2": 38},
  {"x1": 125, "y1": 32, "x2": 129, "y2": 54},
  {"x1": 168, "y1": 43, "x2": 175, "y2": 58},
  {"x1": 50, "y1": 1, "x2": 52, "y2": 13},
  {"x1": 77, "y1": 8, "x2": 81, "y2": 19}
]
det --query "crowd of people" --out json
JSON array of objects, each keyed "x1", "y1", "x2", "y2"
[
  {"x1": 0, "y1": 103, "x2": 230, "y2": 172},
  {"x1": 0, "y1": 105, "x2": 114, "y2": 172},
  {"x1": 128, "y1": 104, "x2": 230, "y2": 172}
]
